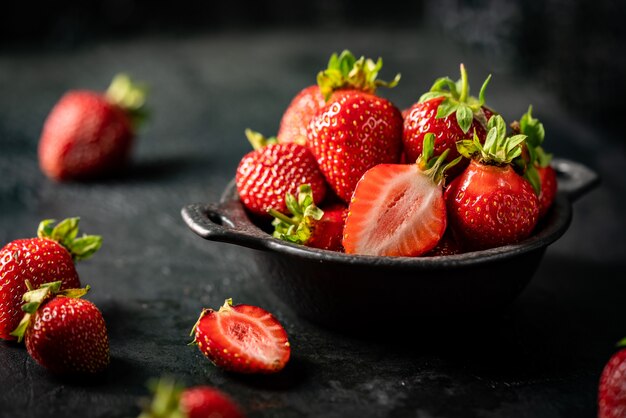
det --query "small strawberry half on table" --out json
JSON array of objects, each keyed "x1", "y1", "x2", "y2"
[
  {"x1": 445, "y1": 115, "x2": 540, "y2": 250},
  {"x1": 191, "y1": 299, "x2": 290, "y2": 374},
  {"x1": 403, "y1": 64, "x2": 493, "y2": 177},
  {"x1": 343, "y1": 133, "x2": 460, "y2": 257},
  {"x1": 10, "y1": 281, "x2": 109, "y2": 374},
  {"x1": 39, "y1": 74, "x2": 148, "y2": 181},
  {"x1": 599, "y1": 338, "x2": 626, "y2": 418},
  {"x1": 138, "y1": 378, "x2": 245, "y2": 418},
  {"x1": 269, "y1": 184, "x2": 347, "y2": 252},
  {"x1": 236, "y1": 129, "x2": 327, "y2": 218},
  {"x1": 0, "y1": 217, "x2": 102, "y2": 340},
  {"x1": 307, "y1": 50, "x2": 404, "y2": 202},
  {"x1": 512, "y1": 106, "x2": 557, "y2": 218}
]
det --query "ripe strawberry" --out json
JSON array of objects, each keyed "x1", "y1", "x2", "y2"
[
  {"x1": 277, "y1": 85, "x2": 326, "y2": 145},
  {"x1": 10, "y1": 281, "x2": 109, "y2": 374},
  {"x1": 138, "y1": 378, "x2": 245, "y2": 418},
  {"x1": 306, "y1": 51, "x2": 403, "y2": 202},
  {"x1": 270, "y1": 184, "x2": 347, "y2": 251},
  {"x1": 403, "y1": 64, "x2": 493, "y2": 176},
  {"x1": 0, "y1": 217, "x2": 101, "y2": 340},
  {"x1": 512, "y1": 106, "x2": 557, "y2": 218},
  {"x1": 343, "y1": 134, "x2": 460, "y2": 257},
  {"x1": 191, "y1": 299, "x2": 290, "y2": 374},
  {"x1": 599, "y1": 339, "x2": 626, "y2": 418},
  {"x1": 38, "y1": 74, "x2": 148, "y2": 181},
  {"x1": 446, "y1": 115, "x2": 539, "y2": 250},
  {"x1": 236, "y1": 129, "x2": 327, "y2": 217}
]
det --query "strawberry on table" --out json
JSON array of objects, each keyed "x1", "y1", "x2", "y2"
[
  {"x1": 138, "y1": 378, "x2": 245, "y2": 418},
  {"x1": 236, "y1": 129, "x2": 327, "y2": 218},
  {"x1": 0, "y1": 217, "x2": 101, "y2": 340},
  {"x1": 270, "y1": 184, "x2": 347, "y2": 252},
  {"x1": 512, "y1": 106, "x2": 557, "y2": 218},
  {"x1": 191, "y1": 299, "x2": 290, "y2": 374},
  {"x1": 38, "y1": 74, "x2": 148, "y2": 181},
  {"x1": 307, "y1": 50, "x2": 404, "y2": 202},
  {"x1": 343, "y1": 133, "x2": 460, "y2": 257},
  {"x1": 445, "y1": 115, "x2": 540, "y2": 250},
  {"x1": 599, "y1": 338, "x2": 626, "y2": 418},
  {"x1": 10, "y1": 281, "x2": 109, "y2": 374},
  {"x1": 403, "y1": 64, "x2": 493, "y2": 176}
]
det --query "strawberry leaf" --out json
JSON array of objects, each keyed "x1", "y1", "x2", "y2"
[
  {"x1": 524, "y1": 164, "x2": 542, "y2": 195},
  {"x1": 519, "y1": 105, "x2": 545, "y2": 149},
  {"x1": 478, "y1": 74, "x2": 492, "y2": 106},
  {"x1": 456, "y1": 105, "x2": 474, "y2": 134},
  {"x1": 37, "y1": 217, "x2": 102, "y2": 262},
  {"x1": 436, "y1": 99, "x2": 458, "y2": 120},
  {"x1": 270, "y1": 184, "x2": 325, "y2": 246}
]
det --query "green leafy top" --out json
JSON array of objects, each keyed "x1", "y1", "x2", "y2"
[
  {"x1": 10, "y1": 280, "x2": 90, "y2": 342},
  {"x1": 317, "y1": 50, "x2": 401, "y2": 101},
  {"x1": 245, "y1": 129, "x2": 278, "y2": 150},
  {"x1": 419, "y1": 63, "x2": 492, "y2": 134},
  {"x1": 137, "y1": 377, "x2": 186, "y2": 418},
  {"x1": 37, "y1": 217, "x2": 102, "y2": 262},
  {"x1": 269, "y1": 184, "x2": 324, "y2": 246},
  {"x1": 105, "y1": 73, "x2": 149, "y2": 130},
  {"x1": 417, "y1": 133, "x2": 461, "y2": 186},
  {"x1": 457, "y1": 115, "x2": 527, "y2": 165},
  {"x1": 617, "y1": 337, "x2": 626, "y2": 348}
]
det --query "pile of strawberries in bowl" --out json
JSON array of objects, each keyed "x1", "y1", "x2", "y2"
[{"x1": 234, "y1": 50, "x2": 557, "y2": 257}]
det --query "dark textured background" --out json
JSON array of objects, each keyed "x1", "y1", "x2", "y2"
[{"x1": 1, "y1": 2, "x2": 626, "y2": 417}]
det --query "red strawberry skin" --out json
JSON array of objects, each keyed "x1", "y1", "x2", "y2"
[
  {"x1": 277, "y1": 85, "x2": 326, "y2": 145},
  {"x1": 445, "y1": 160, "x2": 539, "y2": 250},
  {"x1": 194, "y1": 302, "x2": 290, "y2": 374},
  {"x1": 0, "y1": 238, "x2": 80, "y2": 340},
  {"x1": 308, "y1": 90, "x2": 403, "y2": 202},
  {"x1": 39, "y1": 91, "x2": 134, "y2": 181},
  {"x1": 599, "y1": 348, "x2": 626, "y2": 418},
  {"x1": 25, "y1": 296, "x2": 109, "y2": 374},
  {"x1": 538, "y1": 165, "x2": 557, "y2": 218},
  {"x1": 236, "y1": 143, "x2": 327, "y2": 217},
  {"x1": 403, "y1": 97, "x2": 487, "y2": 169},
  {"x1": 180, "y1": 386, "x2": 245, "y2": 418},
  {"x1": 309, "y1": 204, "x2": 347, "y2": 252}
]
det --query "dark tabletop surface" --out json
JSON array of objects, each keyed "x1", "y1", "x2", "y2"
[{"x1": 1, "y1": 28, "x2": 626, "y2": 418}]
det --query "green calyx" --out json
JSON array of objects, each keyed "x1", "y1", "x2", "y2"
[
  {"x1": 245, "y1": 129, "x2": 278, "y2": 150},
  {"x1": 269, "y1": 184, "x2": 324, "y2": 246},
  {"x1": 512, "y1": 105, "x2": 552, "y2": 195},
  {"x1": 10, "y1": 280, "x2": 90, "y2": 342},
  {"x1": 37, "y1": 217, "x2": 102, "y2": 262},
  {"x1": 617, "y1": 337, "x2": 626, "y2": 348},
  {"x1": 417, "y1": 133, "x2": 462, "y2": 186},
  {"x1": 138, "y1": 377, "x2": 186, "y2": 418},
  {"x1": 317, "y1": 50, "x2": 401, "y2": 101},
  {"x1": 105, "y1": 73, "x2": 149, "y2": 130},
  {"x1": 419, "y1": 63, "x2": 492, "y2": 134},
  {"x1": 457, "y1": 115, "x2": 526, "y2": 165}
]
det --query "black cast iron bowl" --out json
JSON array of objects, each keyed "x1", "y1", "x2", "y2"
[{"x1": 182, "y1": 159, "x2": 598, "y2": 328}]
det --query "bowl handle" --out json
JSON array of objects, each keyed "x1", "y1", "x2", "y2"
[
  {"x1": 181, "y1": 203, "x2": 270, "y2": 251},
  {"x1": 553, "y1": 158, "x2": 600, "y2": 202}
]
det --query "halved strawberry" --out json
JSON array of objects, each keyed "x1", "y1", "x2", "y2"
[
  {"x1": 343, "y1": 134, "x2": 460, "y2": 257},
  {"x1": 191, "y1": 299, "x2": 290, "y2": 374},
  {"x1": 270, "y1": 184, "x2": 347, "y2": 252}
]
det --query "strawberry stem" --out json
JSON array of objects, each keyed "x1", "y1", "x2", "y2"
[{"x1": 459, "y1": 63, "x2": 469, "y2": 103}]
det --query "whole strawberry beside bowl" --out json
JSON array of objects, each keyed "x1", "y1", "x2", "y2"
[
  {"x1": 38, "y1": 74, "x2": 147, "y2": 181},
  {"x1": 599, "y1": 338, "x2": 626, "y2": 418}
]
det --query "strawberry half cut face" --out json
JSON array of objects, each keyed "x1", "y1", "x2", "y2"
[{"x1": 192, "y1": 299, "x2": 290, "y2": 374}]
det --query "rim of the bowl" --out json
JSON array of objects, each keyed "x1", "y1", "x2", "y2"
[{"x1": 212, "y1": 178, "x2": 574, "y2": 268}]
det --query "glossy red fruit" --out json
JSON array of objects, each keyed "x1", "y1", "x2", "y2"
[
  {"x1": 308, "y1": 90, "x2": 403, "y2": 202},
  {"x1": 538, "y1": 165, "x2": 557, "y2": 218},
  {"x1": 446, "y1": 115, "x2": 539, "y2": 250},
  {"x1": 599, "y1": 346, "x2": 626, "y2": 418},
  {"x1": 181, "y1": 386, "x2": 245, "y2": 418},
  {"x1": 11, "y1": 281, "x2": 109, "y2": 374},
  {"x1": 38, "y1": 74, "x2": 146, "y2": 181},
  {"x1": 403, "y1": 64, "x2": 492, "y2": 177},
  {"x1": 192, "y1": 299, "x2": 290, "y2": 374},
  {"x1": 343, "y1": 135, "x2": 458, "y2": 257},
  {"x1": 270, "y1": 185, "x2": 347, "y2": 252},
  {"x1": 236, "y1": 141, "x2": 327, "y2": 217},
  {"x1": 0, "y1": 218, "x2": 101, "y2": 340},
  {"x1": 277, "y1": 85, "x2": 326, "y2": 145}
]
